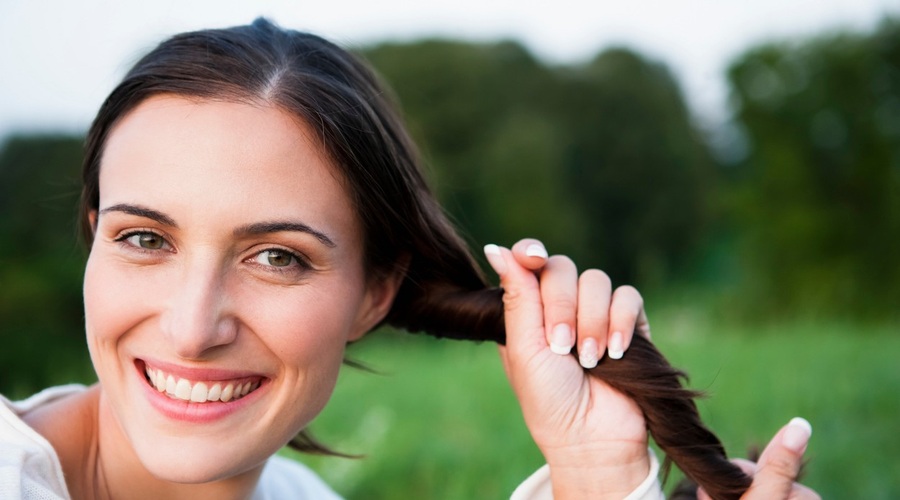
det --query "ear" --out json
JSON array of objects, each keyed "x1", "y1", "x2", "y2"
[
  {"x1": 347, "y1": 257, "x2": 409, "y2": 342},
  {"x1": 88, "y1": 210, "x2": 98, "y2": 234}
]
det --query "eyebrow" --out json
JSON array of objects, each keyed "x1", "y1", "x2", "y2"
[
  {"x1": 233, "y1": 221, "x2": 337, "y2": 248},
  {"x1": 98, "y1": 203, "x2": 336, "y2": 248},
  {"x1": 99, "y1": 204, "x2": 178, "y2": 227}
]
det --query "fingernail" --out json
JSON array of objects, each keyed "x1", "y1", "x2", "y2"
[
  {"x1": 579, "y1": 338, "x2": 599, "y2": 369},
  {"x1": 483, "y1": 244, "x2": 507, "y2": 275},
  {"x1": 782, "y1": 417, "x2": 812, "y2": 453},
  {"x1": 524, "y1": 243, "x2": 548, "y2": 259},
  {"x1": 608, "y1": 331, "x2": 624, "y2": 359},
  {"x1": 550, "y1": 324, "x2": 573, "y2": 355}
]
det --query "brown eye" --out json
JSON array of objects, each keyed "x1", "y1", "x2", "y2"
[
  {"x1": 138, "y1": 233, "x2": 164, "y2": 249},
  {"x1": 120, "y1": 232, "x2": 169, "y2": 251},
  {"x1": 257, "y1": 249, "x2": 295, "y2": 268}
]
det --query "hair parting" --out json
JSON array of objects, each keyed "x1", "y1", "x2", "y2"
[{"x1": 82, "y1": 18, "x2": 751, "y2": 499}]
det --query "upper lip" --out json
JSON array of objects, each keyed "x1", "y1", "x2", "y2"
[{"x1": 136, "y1": 358, "x2": 268, "y2": 382}]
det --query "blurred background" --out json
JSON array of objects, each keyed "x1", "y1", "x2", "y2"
[{"x1": 1, "y1": 1, "x2": 898, "y2": 498}]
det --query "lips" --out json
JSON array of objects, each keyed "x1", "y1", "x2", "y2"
[{"x1": 143, "y1": 364, "x2": 263, "y2": 403}]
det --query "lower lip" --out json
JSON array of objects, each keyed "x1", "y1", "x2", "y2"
[{"x1": 136, "y1": 361, "x2": 267, "y2": 423}]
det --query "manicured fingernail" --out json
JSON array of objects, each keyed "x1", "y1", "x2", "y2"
[
  {"x1": 579, "y1": 338, "x2": 599, "y2": 369},
  {"x1": 549, "y1": 324, "x2": 573, "y2": 355},
  {"x1": 782, "y1": 417, "x2": 812, "y2": 453},
  {"x1": 483, "y1": 244, "x2": 507, "y2": 275},
  {"x1": 608, "y1": 331, "x2": 624, "y2": 360},
  {"x1": 525, "y1": 243, "x2": 548, "y2": 259}
]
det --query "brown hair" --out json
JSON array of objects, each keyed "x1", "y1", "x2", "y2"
[{"x1": 80, "y1": 18, "x2": 749, "y2": 499}]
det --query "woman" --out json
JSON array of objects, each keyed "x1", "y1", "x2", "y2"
[{"x1": 0, "y1": 19, "x2": 816, "y2": 499}]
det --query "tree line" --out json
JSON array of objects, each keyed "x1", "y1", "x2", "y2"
[{"x1": 2, "y1": 18, "x2": 897, "y2": 394}]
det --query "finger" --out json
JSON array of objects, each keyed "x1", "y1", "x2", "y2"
[
  {"x1": 538, "y1": 255, "x2": 578, "y2": 356},
  {"x1": 607, "y1": 285, "x2": 645, "y2": 359},
  {"x1": 510, "y1": 238, "x2": 549, "y2": 271},
  {"x1": 483, "y1": 244, "x2": 546, "y2": 355},
  {"x1": 575, "y1": 269, "x2": 612, "y2": 368},
  {"x1": 742, "y1": 417, "x2": 812, "y2": 500}
]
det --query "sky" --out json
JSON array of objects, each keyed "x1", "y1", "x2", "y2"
[{"x1": 0, "y1": 0, "x2": 897, "y2": 138}]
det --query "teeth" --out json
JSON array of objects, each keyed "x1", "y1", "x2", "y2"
[
  {"x1": 220, "y1": 384, "x2": 234, "y2": 402},
  {"x1": 208, "y1": 384, "x2": 222, "y2": 402},
  {"x1": 144, "y1": 365, "x2": 260, "y2": 404},
  {"x1": 190, "y1": 382, "x2": 209, "y2": 403}
]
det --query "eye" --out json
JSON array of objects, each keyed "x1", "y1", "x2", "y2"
[
  {"x1": 254, "y1": 249, "x2": 301, "y2": 268},
  {"x1": 117, "y1": 231, "x2": 171, "y2": 251}
]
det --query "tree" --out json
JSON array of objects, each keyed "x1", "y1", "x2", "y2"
[{"x1": 725, "y1": 18, "x2": 900, "y2": 317}]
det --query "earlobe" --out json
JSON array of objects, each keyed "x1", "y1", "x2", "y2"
[{"x1": 88, "y1": 210, "x2": 99, "y2": 234}]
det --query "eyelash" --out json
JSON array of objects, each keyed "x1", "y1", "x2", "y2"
[
  {"x1": 114, "y1": 230, "x2": 172, "y2": 254},
  {"x1": 112, "y1": 230, "x2": 311, "y2": 275},
  {"x1": 246, "y1": 248, "x2": 312, "y2": 275}
]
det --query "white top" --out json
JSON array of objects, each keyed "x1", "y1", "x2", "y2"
[{"x1": 1, "y1": 385, "x2": 663, "y2": 499}]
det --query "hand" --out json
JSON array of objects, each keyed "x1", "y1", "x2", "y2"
[
  {"x1": 700, "y1": 418, "x2": 821, "y2": 500},
  {"x1": 484, "y1": 239, "x2": 651, "y2": 499}
]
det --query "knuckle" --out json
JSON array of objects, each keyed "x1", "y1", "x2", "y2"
[
  {"x1": 760, "y1": 454, "x2": 799, "y2": 480},
  {"x1": 502, "y1": 288, "x2": 526, "y2": 309},
  {"x1": 613, "y1": 284, "x2": 643, "y2": 305},
  {"x1": 580, "y1": 268, "x2": 611, "y2": 289},
  {"x1": 546, "y1": 254, "x2": 576, "y2": 270},
  {"x1": 548, "y1": 296, "x2": 577, "y2": 313}
]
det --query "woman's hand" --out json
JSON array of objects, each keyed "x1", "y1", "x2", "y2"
[
  {"x1": 484, "y1": 239, "x2": 651, "y2": 499},
  {"x1": 712, "y1": 418, "x2": 821, "y2": 500}
]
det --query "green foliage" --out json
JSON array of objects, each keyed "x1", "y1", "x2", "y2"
[
  {"x1": 363, "y1": 41, "x2": 713, "y2": 285},
  {"x1": 0, "y1": 135, "x2": 93, "y2": 396},
  {"x1": 291, "y1": 318, "x2": 900, "y2": 499},
  {"x1": 724, "y1": 18, "x2": 900, "y2": 318}
]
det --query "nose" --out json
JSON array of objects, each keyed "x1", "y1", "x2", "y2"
[{"x1": 161, "y1": 255, "x2": 239, "y2": 359}]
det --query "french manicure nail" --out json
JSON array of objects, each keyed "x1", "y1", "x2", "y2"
[
  {"x1": 579, "y1": 338, "x2": 599, "y2": 369},
  {"x1": 782, "y1": 417, "x2": 812, "y2": 453},
  {"x1": 525, "y1": 243, "x2": 548, "y2": 259},
  {"x1": 550, "y1": 324, "x2": 573, "y2": 355},
  {"x1": 608, "y1": 331, "x2": 624, "y2": 359},
  {"x1": 483, "y1": 244, "x2": 507, "y2": 275}
]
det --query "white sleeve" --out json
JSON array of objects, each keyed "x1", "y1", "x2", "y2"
[
  {"x1": 1, "y1": 391, "x2": 75, "y2": 500},
  {"x1": 254, "y1": 455, "x2": 342, "y2": 500},
  {"x1": 510, "y1": 449, "x2": 664, "y2": 500}
]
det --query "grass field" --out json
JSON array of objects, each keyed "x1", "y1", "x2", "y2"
[{"x1": 286, "y1": 314, "x2": 900, "y2": 499}]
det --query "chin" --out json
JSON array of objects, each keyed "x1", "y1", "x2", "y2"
[{"x1": 133, "y1": 433, "x2": 272, "y2": 484}]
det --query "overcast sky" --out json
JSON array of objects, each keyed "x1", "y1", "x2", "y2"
[{"x1": 1, "y1": 0, "x2": 897, "y2": 138}]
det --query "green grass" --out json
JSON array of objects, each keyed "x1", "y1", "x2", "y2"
[
  {"x1": 15, "y1": 311, "x2": 897, "y2": 497},
  {"x1": 286, "y1": 317, "x2": 900, "y2": 499}
]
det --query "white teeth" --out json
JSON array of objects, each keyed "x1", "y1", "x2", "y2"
[
  {"x1": 220, "y1": 384, "x2": 234, "y2": 402},
  {"x1": 208, "y1": 384, "x2": 222, "y2": 402},
  {"x1": 144, "y1": 365, "x2": 260, "y2": 403},
  {"x1": 190, "y1": 382, "x2": 209, "y2": 403},
  {"x1": 175, "y1": 379, "x2": 192, "y2": 400}
]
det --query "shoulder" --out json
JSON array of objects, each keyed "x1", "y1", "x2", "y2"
[
  {"x1": 0, "y1": 386, "x2": 85, "y2": 499},
  {"x1": 255, "y1": 455, "x2": 341, "y2": 500}
]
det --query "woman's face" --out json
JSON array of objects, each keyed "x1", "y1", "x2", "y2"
[{"x1": 83, "y1": 95, "x2": 393, "y2": 482}]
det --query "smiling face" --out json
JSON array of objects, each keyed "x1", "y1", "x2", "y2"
[{"x1": 83, "y1": 95, "x2": 394, "y2": 483}]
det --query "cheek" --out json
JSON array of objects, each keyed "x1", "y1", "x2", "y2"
[
  {"x1": 83, "y1": 252, "x2": 147, "y2": 368},
  {"x1": 239, "y1": 281, "x2": 361, "y2": 366}
]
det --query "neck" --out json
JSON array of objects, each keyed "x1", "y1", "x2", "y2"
[{"x1": 26, "y1": 384, "x2": 265, "y2": 500}]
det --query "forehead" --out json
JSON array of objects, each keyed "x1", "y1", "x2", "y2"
[{"x1": 99, "y1": 95, "x2": 359, "y2": 241}]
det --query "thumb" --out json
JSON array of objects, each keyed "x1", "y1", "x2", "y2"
[
  {"x1": 742, "y1": 417, "x2": 812, "y2": 499},
  {"x1": 483, "y1": 244, "x2": 545, "y2": 354}
]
